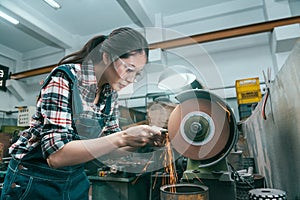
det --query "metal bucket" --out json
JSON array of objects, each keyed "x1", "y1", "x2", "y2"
[
  {"x1": 235, "y1": 173, "x2": 254, "y2": 200},
  {"x1": 160, "y1": 184, "x2": 209, "y2": 200},
  {"x1": 253, "y1": 174, "x2": 265, "y2": 188}
]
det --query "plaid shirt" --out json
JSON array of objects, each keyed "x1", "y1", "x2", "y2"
[{"x1": 9, "y1": 63, "x2": 121, "y2": 159}]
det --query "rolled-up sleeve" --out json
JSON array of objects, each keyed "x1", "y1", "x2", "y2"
[{"x1": 40, "y1": 72, "x2": 74, "y2": 158}]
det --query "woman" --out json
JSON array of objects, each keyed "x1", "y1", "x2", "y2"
[{"x1": 1, "y1": 27, "x2": 164, "y2": 200}]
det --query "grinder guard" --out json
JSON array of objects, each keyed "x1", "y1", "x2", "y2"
[{"x1": 168, "y1": 89, "x2": 238, "y2": 168}]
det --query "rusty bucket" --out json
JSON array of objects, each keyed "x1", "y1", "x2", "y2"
[{"x1": 160, "y1": 184, "x2": 209, "y2": 200}]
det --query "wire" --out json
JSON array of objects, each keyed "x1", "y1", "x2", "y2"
[{"x1": 261, "y1": 91, "x2": 269, "y2": 120}]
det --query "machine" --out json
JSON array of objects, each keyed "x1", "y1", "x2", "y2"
[
  {"x1": 88, "y1": 89, "x2": 238, "y2": 200},
  {"x1": 167, "y1": 89, "x2": 238, "y2": 200}
]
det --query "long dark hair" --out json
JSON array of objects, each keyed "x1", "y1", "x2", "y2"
[{"x1": 58, "y1": 27, "x2": 149, "y2": 65}]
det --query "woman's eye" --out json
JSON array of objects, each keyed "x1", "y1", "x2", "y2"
[{"x1": 126, "y1": 68, "x2": 135, "y2": 73}]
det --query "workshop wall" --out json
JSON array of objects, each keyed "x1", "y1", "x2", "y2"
[{"x1": 242, "y1": 40, "x2": 300, "y2": 199}]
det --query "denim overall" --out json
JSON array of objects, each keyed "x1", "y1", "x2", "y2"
[{"x1": 1, "y1": 65, "x2": 110, "y2": 200}]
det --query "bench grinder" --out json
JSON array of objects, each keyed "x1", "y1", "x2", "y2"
[{"x1": 168, "y1": 89, "x2": 238, "y2": 199}]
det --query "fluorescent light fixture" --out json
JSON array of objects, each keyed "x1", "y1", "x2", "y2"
[
  {"x1": 43, "y1": 0, "x2": 61, "y2": 9},
  {"x1": 0, "y1": 11, "x2": 19, "y2": 25}
]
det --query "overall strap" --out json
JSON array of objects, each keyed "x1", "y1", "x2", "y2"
[
  {"x1": 98, "y1": 94, "x2": 112, "y2": 127},
  {"x1": 40, "y1": 65, "x2": 75, "y2": 90}
]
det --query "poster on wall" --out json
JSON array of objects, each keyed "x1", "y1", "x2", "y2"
[{"x1": 0, "y1": 65, "x2": 9, "y2": 91}]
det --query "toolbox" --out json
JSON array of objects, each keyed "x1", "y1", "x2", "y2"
[{"x1": 235, "y1": 77, "x2": 262, "y2": 105}]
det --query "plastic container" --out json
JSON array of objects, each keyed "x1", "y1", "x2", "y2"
[{"x1": 235, "y1": 77, "x2": 262, "y2": 105}]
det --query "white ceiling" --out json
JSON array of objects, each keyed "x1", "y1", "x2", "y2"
[{"x1": 0, "y1": 0, "x2": 299, "y2": 70}]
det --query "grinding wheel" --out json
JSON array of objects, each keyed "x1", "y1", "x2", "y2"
[{"x1": 168, "y1": 89, "x2": 237, "y2": 166}]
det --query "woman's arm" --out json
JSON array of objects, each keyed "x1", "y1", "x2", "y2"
[
  {"x1": 47, "y1": 131, "x2": 123, "y2": 168},
  {"x1": 47, "y1": 125, "x2": 163, "y2": 168}
]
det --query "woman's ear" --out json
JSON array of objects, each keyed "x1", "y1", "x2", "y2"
[{"x1": 102, "y1": 52, "x2": 110, "y2": 65}]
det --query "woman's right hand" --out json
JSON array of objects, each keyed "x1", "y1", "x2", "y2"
[{"x1": 120, "y1": 125, "x2": 165, "y2": 148}]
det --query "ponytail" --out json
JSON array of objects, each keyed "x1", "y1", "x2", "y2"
[
  {"x1": 58, "y1": 35, "x2": 107, "y2": 65},
  {"x1": 57, "y1": 27, "x2": 149, "y2": 66}
]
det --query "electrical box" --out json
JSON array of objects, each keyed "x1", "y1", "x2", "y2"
[{"x1": 17, "y1": 106, "x2": 35, "y2": 127}]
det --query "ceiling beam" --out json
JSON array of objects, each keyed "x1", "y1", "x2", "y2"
[
  {"x1": 164, "y1": 0, "x2": 263, "y2": 27},
  {"x1": 150, "y1": 15, "x2": 300, "y2": 49},
  {"x1": 10, "y1": 16, "x2": 300, "y2": 80},
  {"x1": 116, "y1": 0, "x2": 153, "y2": 27}
]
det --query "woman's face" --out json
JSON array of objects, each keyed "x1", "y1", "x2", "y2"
[{"x1": 104, "y1": 52, "x2": 147, "y2": 91}]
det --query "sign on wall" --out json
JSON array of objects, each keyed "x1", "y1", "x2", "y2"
[{"x1": 0, "y1": 65, "x2": 9, "y2": 91}]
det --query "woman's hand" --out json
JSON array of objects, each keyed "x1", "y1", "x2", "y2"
[{"x1": 120, "y1": 125, "x2": 166, "y2": 148}]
